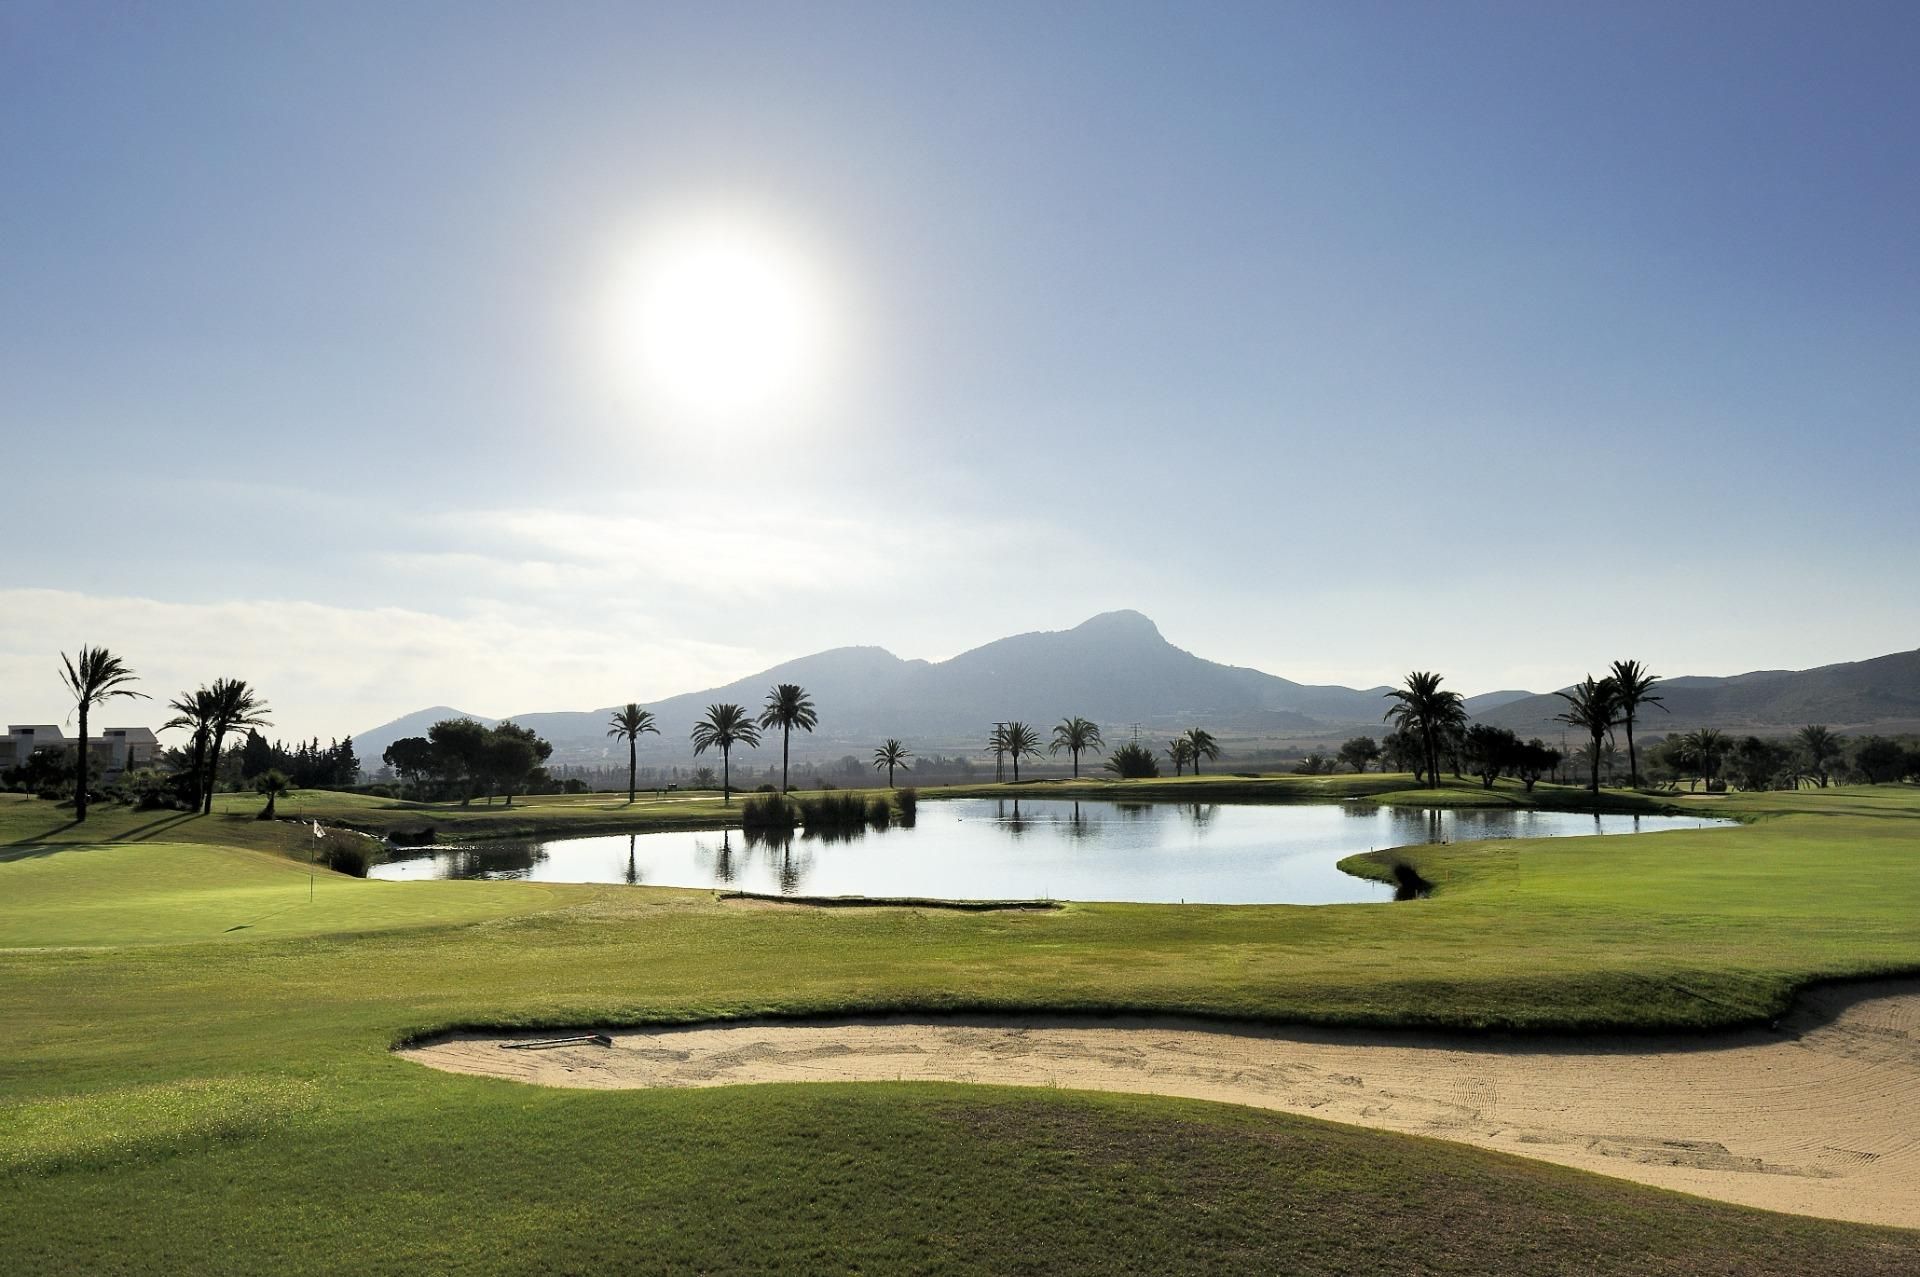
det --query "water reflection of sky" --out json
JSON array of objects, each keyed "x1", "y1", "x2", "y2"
[{"x1": 370, "y1": 799, "x2": 1730, "y2": 905}]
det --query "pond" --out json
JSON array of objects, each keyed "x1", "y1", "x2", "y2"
[{"x1": 368, "y1": 798, "x2": 1731, "y2": 905}]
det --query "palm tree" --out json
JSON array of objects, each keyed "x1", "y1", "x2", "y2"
[
  {"x1": 1001, "y1": 721, "x2": 1041, "y2": 782},
  {"x1": 253, "y1": 768, "x2": 292, "y2": 820},
  {"x1": 871, "y1": 739, "x2": 912, "y2": 788},
  {"x1": 1049, "y1": 717, "x2": 1105, "y2": 779},
  {"x1": 59, "y1": 647, "x2": 147, "y2": 822},
  {"x1": 162, "y1": 685, "x2": 218, "y2": 812},
  {"x1": 1608, "y1": 660, "x2": 1667, "y2": 789},
  {"x1": 1553, "y1": 675, "x2": 1620, "y2": 795},
  {"x1": 606, "y1": 703, "x2": 659, "y2": 803},
  {"x1": 690, "y1": 703, "x2": 761, "y2": 804},
  {"x1": 200, "y1": 678, "x2": 272, "y2": 815},
  {"x1": 1383, "y1": 672, "x2": 1462, "y2": 791},
  {"x1": 1797, "y1": 725, "x2": 1844, "y2": 788},
  {"x1": 757, "y1": 683, "x2": 818, "y2": 793},
  {"x1": 988, "y1": 724, "x2": 1009, "y2": 780},
  {"x1": 1165, "y1": 738, "x2": 1193, "y2": 776},
  {"x1": 1182, "y1": 728, "x2": 1221, "y2": 776},
  {"x1": 1694, "y1": 728, "x2": 1726, "y2": 789}
]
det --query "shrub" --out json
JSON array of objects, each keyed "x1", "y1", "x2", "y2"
[
  {"x1": 1103, "y1": 742, "x2": 1160, "y2": 779},
  {"x1": 324, "y1": 840, "x2": 373, "y2": 878},
  {"x1": 741, "y1": 793, "x2": 799, "y2": 831},
  {"x1": 796, "y1": 792, "x2": 868, "y2": 834},
  {"x1": 893, "y1": 788, "x2": 918, "y2": 824},
  {"x1": 866, "y1": 798, "x2": 892, "y2": 828}
]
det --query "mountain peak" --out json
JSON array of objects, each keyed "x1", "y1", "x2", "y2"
[{"x1": 1072, "y1": 609, "x2": 1163, "y2": 640}]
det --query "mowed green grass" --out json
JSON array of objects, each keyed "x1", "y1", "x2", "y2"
[{"x1": 2, "y1": 785, "x2": 1918, "y2": 1272}]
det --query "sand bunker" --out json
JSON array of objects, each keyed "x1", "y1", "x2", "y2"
[{"x1": 401, "y1": 980, "x2": 1920, "y2": 1229}]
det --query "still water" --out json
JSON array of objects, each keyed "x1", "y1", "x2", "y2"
[{"x1": 368, "y1": 798, "x2": 1729, "y2": 905}]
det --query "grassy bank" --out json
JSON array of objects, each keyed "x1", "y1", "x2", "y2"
[{"x1": 3, "y1": 785, "x2": 1918, "y2": 1271}]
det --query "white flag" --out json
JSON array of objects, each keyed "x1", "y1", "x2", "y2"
[{"x1": 311, "y1": 820, "x2": 324, "y2": 839}]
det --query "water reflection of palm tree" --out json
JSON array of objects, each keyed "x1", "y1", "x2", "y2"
[
  {"x1": 1003, "y1": 799, "x2": 1031, "y2": 836},
  {"x1": 698, "y1": 829, "x2": 742, "y2": 884},
  {"x1": 1187, "y1": 803, "x2": 1217, "y2": 831},
  {"x1": 1065, "y1": 800, "x2": 1094, "y2": 841},
  {"x1": 623, "y1": 834, "x2": 640, "y2": 886}
]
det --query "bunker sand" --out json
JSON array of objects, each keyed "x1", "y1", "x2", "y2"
[{"x1": 403, "y1": 979, "x2": 1920, "y2": 1228}]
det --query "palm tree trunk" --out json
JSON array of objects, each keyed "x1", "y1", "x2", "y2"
[
  {"x1": 628, "y1": 738, "x2": 636, "y2": 804},
  {"x1": 1589, "y1": 730, "x2": 1602, "y2": 793},
  {"x1": 1072, "y1": 749, "x2": 1079, "y2": 779},
  {"x1": 782, "y1": 726, "x2": 790, "y2": 793},
  {"x1": 75, "y1": 701, "x2": 89, "y2": 822},
  {"x1": 1627, "y1": 716, "x2": 1640, "y2": 788},
  {"x1": 187, "y1": 731, "x2": 206, "y2": 812},
  {"x1": 722, "y1": 744, "x2": 731, "y2": 805},
  {"x1": 201, "y1": 730, "x2": 220, "y2": 815}
]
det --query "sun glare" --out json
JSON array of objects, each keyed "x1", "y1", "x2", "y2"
[{"x1": 609, "y1": 211, "x2": 839, "y2": 421}]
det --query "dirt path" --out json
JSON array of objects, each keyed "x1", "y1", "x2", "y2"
[{"x1": 400, "y1": 980, "x2": 1920, "y2": 1229}]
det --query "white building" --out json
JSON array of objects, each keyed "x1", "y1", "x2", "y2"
[{"x1": 3, "y1": 724, "x2": 162, "y2": 775}]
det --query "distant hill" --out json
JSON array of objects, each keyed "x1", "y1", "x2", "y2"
[
  {"x1": 355, "y1": 618, "x2": 1920, "y2": 772},
  {"x1": 354, "y1": 611, "x2": 1397, "y2": 768},
  {"x1": 1462, "y1": 689, "x2": 1536, "y2": 716},
  {"x1": 1479, "y1": 649, "x2": 1920, "y2": 737}
]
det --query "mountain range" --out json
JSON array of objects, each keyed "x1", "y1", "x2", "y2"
[{"x1": 352, "y1": 610, "x2": 1920, "y2": 769}]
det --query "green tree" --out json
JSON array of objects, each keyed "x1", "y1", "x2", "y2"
[
  {"x1": 757, "y1": 683, "x2": 818, "y2": 794},
  {"x1": 871, "y1": 739, "x2": 912, "y2": 788},
  {"x1": 1608, "y1": 659, "x2": 1666, "y2": 789},
  {"x1": 1553, "y1": 675, "x2": 1621, "y2": 795},
  {"x1": 239, "y1": 729, "x2": 273, "y2": 781},
  {"x1": 427, "y1": 717, "x2": 490, "y2": 804},
  {"x1": 1463, "y1": 724, "x2": 1522, "y2": 789},
  {"x1": 1182, "y1": 727, "x2": 1221, "y2": 776},
  {"x1": 1000, "y1": 721, "x2": 1041, "y2": 782},
  {"x1": 1854, "y1": 735, "x2": 1907, "y2": 784},
  {"x1": 381, "y1": 736, "x2": 436, "y2": 797},
  {"x1": 1164, "y1": 738, "x2": 1193, "y2": 776},
  {"x1": 1337, "y1": 736, "x2": 1381, "y2": 774},
  {"x1": 484, "y1": 722, "x2": 552, "y2": 806},
  {"x1": 1049, "y1": 717, "x2": 1105, "y2": 779},
  {"x1": 606, "y1": 703, "x2": 659, "y2": 803},
  {"x1": 1512, "y1": 738, "x2": 1561, "y2": 792},
  {"x1": 1797, "y1": 725, "x2": 1844, "y2": 788},
  {"x1": 253, "y1": 768, "x2": 292, "y2": 820},
  {"x1": 691, "y1": 703, "x2": 761, "y2": 804},
  {"x1": 200, "y1": 678, "x2": 272, "y2": 815},
  {"x1": 1383, "y1": 672, "x2": 1461, "y2": 790},
  {"x1": 59, "y1": 647, "x2": 146, "y2": 822}
]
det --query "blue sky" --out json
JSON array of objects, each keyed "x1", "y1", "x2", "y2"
[{"x1": 4, "y1": 2, "x2": 1917, "y2": 740}]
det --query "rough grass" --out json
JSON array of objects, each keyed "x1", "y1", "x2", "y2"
[{"x1": 3, "y1": 783, "x2": 1918, "y2": 1272}]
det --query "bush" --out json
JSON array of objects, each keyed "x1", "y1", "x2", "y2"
[
  {"x1": 796, "y1": 792, "x2": 868, "y2": 834},
  {"x1": 1103, "y1": 743, "x2": 1160, "y2": 779},
  {"x1": 108, "y1": 768, "x2": 188, "y2": 811},
  {"x1": 741, "y1": 793, "x2": 799, "y2": 831},
  {"x1": 754, "y1": 783, "x2": 778, "y2": 794},
  {"x1": 893, "y1": 788, "x2": 918, "y2": 824},
  {"x1": 323, "y1": 839, "x2": 373, "y2": 877},
  {"x1": 866, "y1": 798, "x2": 892, "y2": 828}
]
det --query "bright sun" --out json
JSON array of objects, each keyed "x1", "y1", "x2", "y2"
[{"x1": 610, "y1": 211, "x2": 838, "y2": 420}]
